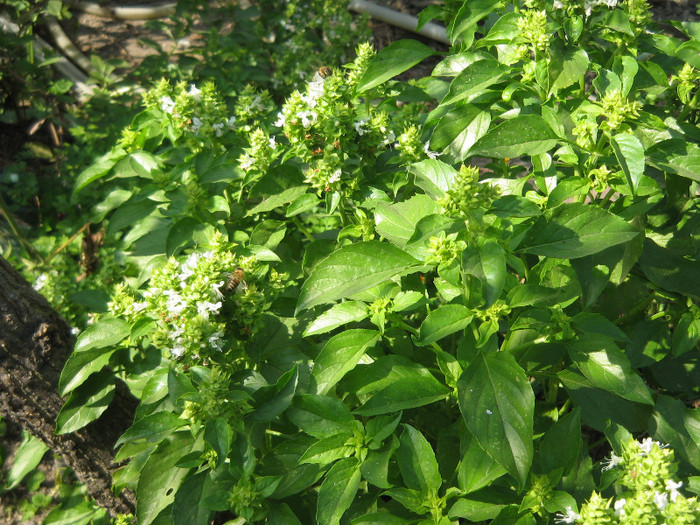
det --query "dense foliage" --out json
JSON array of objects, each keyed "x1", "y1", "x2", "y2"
[{"x1": 2, "y1": 0, "x2": 700, "y2": 523}]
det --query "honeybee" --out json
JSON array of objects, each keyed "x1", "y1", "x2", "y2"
[
  {"x1": 223, "y1": 268, "x2": 247, "y2": 295},
  {"x1": 317, "y1": 66, "x2": 332, "y2": 78}
]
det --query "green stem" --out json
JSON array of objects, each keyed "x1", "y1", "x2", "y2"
[
  {"x1": 291, "y1": 217, "x2": 316, "y2": 243},
  {"x1": 0, "y1": 191, "x2": 43, "y2": 262}
]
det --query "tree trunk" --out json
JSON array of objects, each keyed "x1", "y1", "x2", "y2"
[{"x1": 0, "y1": 256, "x2": 136, "y2": 517}]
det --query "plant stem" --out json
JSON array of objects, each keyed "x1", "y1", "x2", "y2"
[{"x1": 0, "y1": 191, "x2": 44, "y2": 262}]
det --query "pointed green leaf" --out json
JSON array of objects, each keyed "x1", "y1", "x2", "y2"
[
  {"x1": 343, "y1": 355, "x2": 451, "y2": 416},
  {"x1": 440, "y1": 60, "x2": 509, "y2": 106},
  {"x1": 396, "y1": 424, "x2": 442, "y2": 493},
  {"x1": 518, "y1": 203, "x2": 640, "y2": 258},
  {"x1": 303, "y1": 301, "x2": 368, "y2": 336},
  {"x1": 296, "y1": 242, "x2": 422, "y2": 313},
  {"x1": 287, "y1": 394, "x2": 355, "y2": 438},
  {"x1": 357, "y1": 40, "x2": 436, "y2": 93},
  {"x1": 374, "y1": 195, "x2": 439, "y2": 247},
  {"x1": 549, "y1": 48, "x2": 589, "y2": 94},
  {"x1": 116, "y1": 412, "x2": 188, "y2": 447},
  {"x1": 611, "y1": 133, "x2": 644, "y2": 195},
  {"x1": 137, "y1": 432, "x2": 195, "y2": 525},
  {"x1": 59, "y1": 345, "x2": 118, "y2": 396},
  {"x1": 250, "y1": 365, "x2": 299, "y2": 421},
  {"x1": 430, "y1": 104, "x2": 491, "y2": 161},
  {"x1": 312, "y1": 329, "x2": 380, "y2": 395},
  {"x1": 2, "y1": 432, "x2": 49, "y2": 491},
  {"x1": 56, "y1": 371, "x2": 115, "y2": 435},
  {"x1": 471, "y1": 115, "x2": 558, "y2": 158},
  {"x1": 457, "y1": 352, "x2": 534, "y2": 488},
  {"x1": 416, "y1": 304, "x2": 474, "y2": 346},
  {"x1": 565, "y1": 334, "x2": 654, "y2": 405},
  {"x1": 462, "y1": 241, "x2": 506, "y2": 307},
  {"x1": 316, "y1": 458, "x2": 362, "y2": 525},
  {"x1": 409, "y1": 159, "x2": 460, "y2": 199}
]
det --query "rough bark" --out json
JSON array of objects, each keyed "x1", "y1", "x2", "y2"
[{"x1": 0, "y1": 256, "x2": 136, "y2": 517}]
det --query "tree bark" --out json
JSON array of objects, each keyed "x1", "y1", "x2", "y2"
[{"x1": 0, "y1": 256, "x2": 136, "y2": 517}]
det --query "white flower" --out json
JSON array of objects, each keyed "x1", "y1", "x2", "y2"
[
  {"x1": 486, "y1": 409, "x2": 493, "y2": 415},
  {"x1": 170, "y1": 344, "x2": 186, "y2": 358},
  {"x1": 33, "y1": 274, "x2": 48, "y2": 291},
  {"x1": 247, "y1": 95, "x2": 263, "y2": 113},
  {"x1": 636, "y1": 437, "x2": 666, "y2": 456},
  {"x1": 188, "y1": 84, "x2": 202, "y2": 101},
  {"x1": 209, "y1": 331, "x2": 224, "y2": 351},
  {"x1": 354, "y1": 118, "x2": 369, "y2": 135},
  {"x1": 212, "y1": 122, "x2": 224, "y2": 137},
  {"x1": 191, "y1": 116, "x2": 204, "y2": 133},
  {"x1": 666, "y1": 479, "x2": 683, "y2": 502},
  {"x1": 306, "y1": 74, "x2": 326, "y2": 105},
  {"x1": 553, "y1": 0, "x2": 565, "y2": 8},
  {"x1": 601, "y1": 452, "x2": 623, "y2": 471},
  {"x1": 227, "y1": 115, "x2": 237, "y2": 128},
  {"x1": 328, "y1": 169, "x2": 342, "y2": 185},
  {"x1": 197, "y1": 301, "x2": 222, "y2": 320},
  {"x1": 212, "y1": 280, "x2": 225, "y2": 299},
  {"x1": 8, "y1": 173, "x2": 19, "y2": 183},
  {"x1": 239, "y1": 153, "x2": 254, "y2": 171},
  {"x1": 268, "y1": 137, "x2": 277, "y2": 150},
  {"x1": 160, "y1": 96, "x2": 176, "y2": 113},
  {"x1": 298, "y1": 110, "x2": 317, "y2": 128},
  {"x1": 654, "y1": 491, "x2": 669, "y2": 510},
  {"x1": 132, "y1": 301, "x2": 148, "y2": 313},
  {"x1": 165, "y1": 291, "x2": 187, "y2": 316},
  {"x1": 274, "y1": 112, "x2": 286, "y2": 127},
  {"x1": 554, "y1": 507, "x2": 580, "y2": 524},
  {"x1": 614, "y1": 498, "x2": 626, "y2": 516}
]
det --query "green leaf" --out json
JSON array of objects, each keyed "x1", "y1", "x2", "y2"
[
  {"x1": 250, "y1": 365, "x2": 299, "y2": 421},
  {"x1": 611, "y1": 133, "x2": 644, "y2": 195},
  {"x1": 558, "y1": 368, "x2": 651, "y2": 432},
  {"x1": 116, "y1": 412, "x2": 188, "y2": 447},
  {"x1": 470, "y1": 115, "x2": 558, "y2": 158},
  {"x1": 430, "y1": 104, "x2": 491, "y2": 161},
  {"x1": 383, "y1": 487, "x2": 429, "y2": 514},
  {"x1": 651, "y1": 395, "x2": 700, "y2": 471},
  {"x1": 440, "y1": 60, "x2": 508, "y2": 107},
  {"x1": 247, "y1": 185, "x2": 308, "y2": 216},
  {"x1": 56, "y1": 371, "x2": 115, "y2": 435},
  {"x1": 137, "y1": 432, "x2": 196, "y2": 525},
  {"x1": 343, "y1": 355, "x2": 451, "y2": 416},
  {"x1": 673, "y1": 313, "x2": 700, "y2": 357},
  {"x1": 457, "y1": 351, "x2": 534, "y2": 488},
  {"x1": 518, "y1": 203, "x2": 640, "y2": 258},
  {"x1": 173, "y1": 472, "x2": 212, "y2": 525},
  {"x1": 374, "y1": 195, "x2": 439, "y2": 247},
  {"x1": 73, "y1": 316, "x2": 131, "y2": 353},
  {"x1": 457, "y1": 429, "x2": 507, "y2": 494},
  {"x1": 296, "y1": 241, "x2": 422, "y2": 313},
  {"x1": 312, "y1": 329, "x2": 380, "y2": 395},
  {"x1": 43, "y1": 500, "x2": 102, "y2": 525},
  {"x1": 549, "y1": 47, "x2": 589, "y2": 94},
  {"x1": 416, "y1": 304, "x2": 474, "y2": 346},
  {"x1": 268, "y1": 503, "x2": 303, "y2": 525},
  {"x1": 448, "y1": 0, "x2": 502, "y2": 45},
  {"x1": 461, "y1": 241, "x2": 506, "y2": 307},
  {"x1": 647, "y1": 139, "x2": 700, "y2": 183},
  {"x1": 639, "y1": 238, "x2": 700, "y2": 298},
  {"x1": 396, "y1": 424, "x2": 442, "y2": 493},
  {"x1": 1, "y1": 432, "x2": 48, "y2": 491},
  {"x1": 73, "y1": 148, "x2": 127, "y2": 193},
  {"x1": 59, "y1": 345, "x2": 118, "y2": 396},
  {"x1": 356, "y1": 40, "x2": 436, "y2": 93},
  {"x1": 303, "y1": 301, "x2": 369, "y2": 336},
  {"x1": 287, "y1": 394, "x2": 355, "y2": 438},
  {"x1": 565, "y1": 334, "x2": 653, "y2": 405},
  {"x1": 533, "y1": 408, "x2": 581, "y2": 479},
  {"x1": 410, "y1": 159, "x2": 460, "y2": 199},
  {"x1": 300, "y1": 433, "x2": 354, "y2": 465},
  {"x1": 316, "y1": 457, "x2": 362, "y2": 525},
  {"x1": 362, "y1": 435, "x2": 401, "y2": 489}
]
